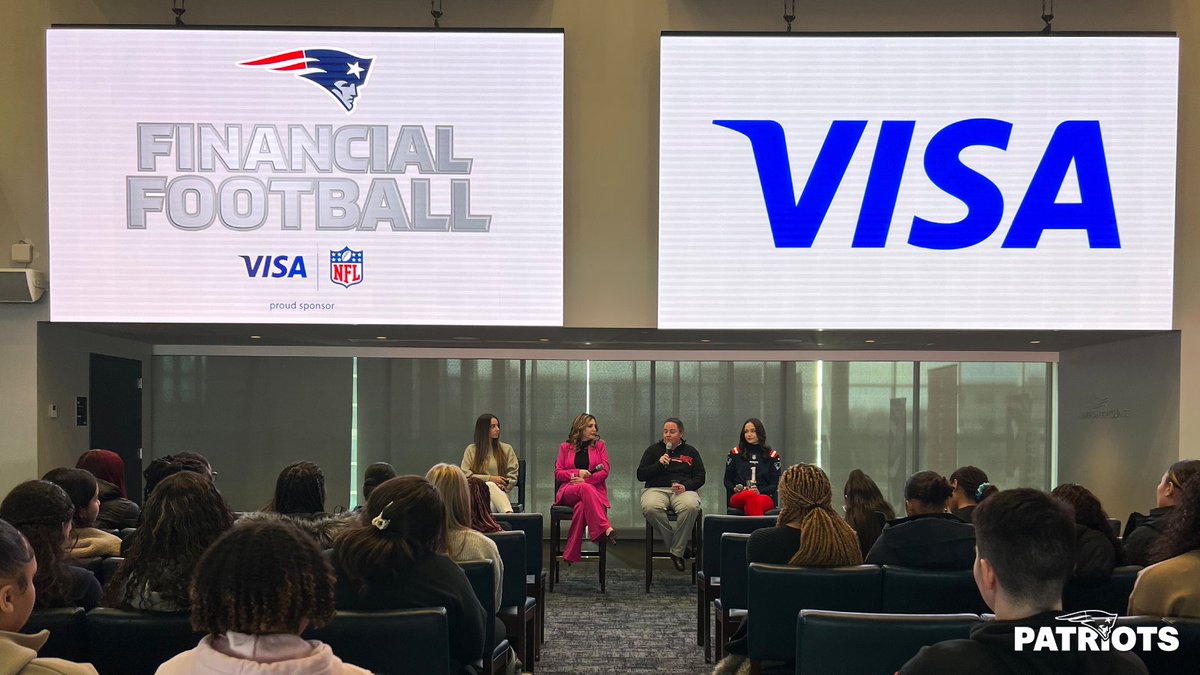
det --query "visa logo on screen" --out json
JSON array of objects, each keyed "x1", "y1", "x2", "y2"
[
  {"x1": 714, "y1": 119, "x2": 1119, "y2": 249},
  {"x1": 239, "y1": 255, "x2": 308, "y2": 278}
]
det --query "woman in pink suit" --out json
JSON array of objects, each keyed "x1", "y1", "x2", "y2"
[{"x1": 554, "y1": 413, "x2": 617, "y2": 564}]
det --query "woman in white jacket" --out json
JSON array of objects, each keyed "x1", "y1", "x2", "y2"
[{"x1": 156, "y1": 520, "x2": 369, "y2": 675}]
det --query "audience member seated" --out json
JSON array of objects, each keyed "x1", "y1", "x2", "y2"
[
  {"x1": 866, "y1": 471, "x2": 975, "y2": 569},
  {"x1": 716, "y1": 464, "x2": 863, "y2": 672},
  {"x1": 1125, "y1": 459, "x2": 1200, "y2": 566},
  {"x1": 0, "y1": 481, "x2": 101, "y2": 611},
  {"x1": 157, "y1": 519, "x2": 370, "y2": 675},
  {"x1": 637, "y1": 417, "x2": 705, "y2": 571},
  {"x1": 426, "y1": 464, "x2": 504, "y2": 609},
  {"x1": 142, "y1": 452, "x2": 216, "y2": 501},
  {"x1": 1051, "y1": 483, "x2": 1125, "y2": 583},
  {"x1": 353, "y1": 462, "x2": 396, "y2": 512},
  {"x1": 0, "y1": 518, "x2": 98, "y2": 674},
  {"x1": 104, "y1": 472, "x2": 234, "y2": 612},
  {"x1": 554, "y1": 413, "x2": 617, "y2": 562},
  {"x1": 241, "y1": 461, "x2": 354, "y2": 548},
  {"x1": 468, "y1": 478, "x2": 504, "y2": 533},
  {"x1": 41, "y1": 469, "x2": 120, "y2": 561},
  {"x1": 1128, "y1": 472, "x2": 1200, "y2": 618},
  {"x1": 461, "y1": 413, "x2": 520, "y2": 514},
  {"x1": 723, "y1": 418, "x2": 782, "y2": 516},
  {"x1": 842, "y1": 469, "x2": 895, "y2": 558},
  {"x1": 330, "y1": 476, "x2": 486, "y2": 675},
  {"x1": 899, "y1": 489, "x2": 1147, "y2": 674},
  {"x1": 948, "y1": 465, "x2": 994, "y2": 523},
  {"x1": 75, "y1": 450, "x2": 140, "y2": 530}
]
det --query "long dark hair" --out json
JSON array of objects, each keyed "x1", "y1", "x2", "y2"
[
  {"x1": 737, "y1": 418, "x2": 771, "y2": 453},
  {"x1": 42, "y1": 468, "x2": 98, "y2": 529},
  {"x1": 1150, "y1": 472, "x2": 1200, "y2": 563},
  {"x1": 0, "y1": 481, "x2": 74, "y2": 608},
  {"x1": 266, "y1": 461, "x2": 326, "y2": 515},
  {"x1": 905, "y1": 471, "x2": 954, "y2": 511},
  {"x1": 470, "y1": 414, "x2": 509, "y2": 478},
  {"x1": 843, "y1": 469, "x2": 895, "y2": 550},
  {"x1": 332, "y1": 476, "x2": 447, "y2": 595},
  {"x1": 0, "y1": 519, "x2": 34, "y2": 595},
  {"x1": 950, "y1": 466, "x2": 989, "y2": 505},
  {"x1": 1051, "y1": 483, "x2": 1125, "y2": 566},
  {"x1": 105, "y1": 471, "x2": 234, "y2": 609}
]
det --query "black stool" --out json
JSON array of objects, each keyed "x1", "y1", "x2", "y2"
[{"x1": 550, "y1": 503, "x2": 608, "y2": 593}]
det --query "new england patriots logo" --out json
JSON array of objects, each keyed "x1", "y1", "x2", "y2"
[
  {"x1": 239, "y1": 49, "x2": 374, "y2": 112},
  {"x1": 1056, "y1": 610, "x2": 1119, "y2": 642}
]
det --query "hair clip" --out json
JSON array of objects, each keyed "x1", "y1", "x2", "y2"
[{"x1": 371, "y1": 501, "x2": 395, "y2": 531}]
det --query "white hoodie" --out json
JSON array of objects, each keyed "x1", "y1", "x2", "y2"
[{"x1": 155, "y1": 632, "x2": 370, "y2": 675}]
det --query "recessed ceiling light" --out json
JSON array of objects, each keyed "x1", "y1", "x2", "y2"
[
  {"x1": 375, "y1": 336, "x2": 388, "y2": 340},
  {"x1": 584, "y1": 341, "x2": 592, "y2": 346},
  {"x1": 1029, "y1": 340, "x2": 1042, "y2": 345},
  {"x1": 249, "y1": 335, "x2": 261, "y2": 340},
  {"x1": 700, "y1": 339, "x2": 711, "y2": 343},
  {"x1": 538, "y1": 338, "x2": 550, "y2": 342}
]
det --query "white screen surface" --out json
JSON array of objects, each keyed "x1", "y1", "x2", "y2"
[
  {"x1": 659, "y1": 35, "x2": 1178, "y2": 330},
  {"x1": 48, "y1": 28, "x2": 563, "y2": 325}
]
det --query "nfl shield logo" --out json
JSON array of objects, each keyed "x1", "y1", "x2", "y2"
[{"x1": 329, "y1": 247, "x2": 364, "y2": 288}]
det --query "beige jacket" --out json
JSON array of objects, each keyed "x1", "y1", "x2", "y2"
[
  {"x1": 1128, "y1": 549, "x2": 1200, "y2": 618},
  {"x1": 70, "y1": 528, "x2": 121, "y2": 560},
  {"x1": 460, "y1": 442, "x2": 519, "y2": 491},
  {"x1": 0, "y1": 630, "x2": 97, "y2": 675}
]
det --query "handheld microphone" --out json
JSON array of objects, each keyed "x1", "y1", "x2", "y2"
[
  {"x1": 592, "y1": 463, "x2": 604, "y2": 473},
  {"x1": 664, "y1": 441, "x2": 675, "y2": 451}
]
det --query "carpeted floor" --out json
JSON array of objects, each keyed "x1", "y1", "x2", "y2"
[{"x1": 536, "y1": 562, "x2": 712, "y2": 674}]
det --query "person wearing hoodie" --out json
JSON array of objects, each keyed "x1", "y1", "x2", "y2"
[
  {"x1": 75, "y1": 450, "x2": 140, "y2": 530},
  {"x1": 40, "y1": 469, "x2": 121, "y2": 561},
  {"x1": 899, "y1": 489, "x2": 1147, "y2": 675},
  {"x1": 865, "y1": 471, "x2": 976, "y2": 569},
  {"x1": 1124, "y1": 459, "x2": 1200, "y2": 566},
  {"x1": 156, "y1": 519, "x2": 370, "y2": 675},
  {"x1": 0, "y1": 518, "x2": 98, "y2": 674},
  {"x1": 1050, "y1": 483, "x2": 1125, "y2": 584}
]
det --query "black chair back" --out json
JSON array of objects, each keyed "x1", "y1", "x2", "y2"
[
  {"x1": 86, "y1": 607, "x2": 203, "y2": 675},
  {"x1": 461, "y1": 559, "x2": 500, "y2": 660},
  {"x1": 1063, "y1": 565, "x2": 1142, "y2": 614},
  {"x1": 796, "y1": 610, "x2": 980, "y2": 675},
  {"x1": 304, "y1": 608, "x2": 451, "y2": 675},
  {"x1": 881, "y1": 566, "x2": 990, "y2": 614},
  {"x1": 22, "y1": 607, "x2": 87, "y2": 662},
  {"x1": 494, "y1": 512, "x2": 543, "y2": 576},
  {"x1": 701, "y1": 515, "x2": 776, "y2": 578},
  {"x1": 485, "y1": 530, "x2": 529, "y2": 608},
  {"x1": 718, "y1": 533, "x2": 752, "y2": 611},
  {"x1": 118, "y1": 528, "x2": 137, "y2": 541},
  {"x1": 747, "y1": 563, "x2": 883, "y2": 663},
  {"x1": 97, "y1": 556, "x2": 124, "y2": 585},
  {"x1": 1107, "y1": 518, "x2": 1122, "y2": 539}
]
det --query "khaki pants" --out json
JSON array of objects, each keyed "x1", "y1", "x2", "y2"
[{"x1": 640, "y1": 487, "x2": 701, "y2": 558}]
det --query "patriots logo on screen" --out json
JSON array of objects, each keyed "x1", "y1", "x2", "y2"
[
  {"x1": 239, "y1": 49, "x2": 374, "y2": 111},
  {"x1": 329, "y1": 247, "x2": 364, "y2": 288}
]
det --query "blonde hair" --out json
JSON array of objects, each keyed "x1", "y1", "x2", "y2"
[
  {"x1": 566, "y1": 413, "x2": 599, "y2": 446},
  {"x1": 777, "y1": 464, "x2": 863, "y2": 567},
  {"x1": 424, "y1": 464, "x2": 472, "y2": 557}
]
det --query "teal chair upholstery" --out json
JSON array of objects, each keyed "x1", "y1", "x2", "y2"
[{"x1": 796, "y1": 610, "x2": 980, "y2": 675}]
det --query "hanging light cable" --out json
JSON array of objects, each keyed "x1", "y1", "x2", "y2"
[
  {"x1": 1041, "y1": 0, "x2": 1055, "y2": 34},
  {"x1": 172, "y1": 0, "x2": 186, "y2": 27},
  {"x1": 431, "y1": 0, "x2": 444, "y2": 29},
  {"x1": 783, "y1": 0, "x2": 797, "y2": 33}
]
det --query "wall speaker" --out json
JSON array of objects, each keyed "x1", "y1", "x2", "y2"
[{"x1": 0, "y1": 269, "x2": 47, "y2": 303}]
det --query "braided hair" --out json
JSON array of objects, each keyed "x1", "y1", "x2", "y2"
[
  {"x1": 777, "y1": 464, "x2": 863, "y2": 567},
  {"x1": 0, "y1": 481, "x2": 75, "y2": 608}
]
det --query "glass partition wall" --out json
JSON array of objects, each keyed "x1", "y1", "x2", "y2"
[{"x1": 155, "y1": 355, "x2": 1053, "y2": 526}]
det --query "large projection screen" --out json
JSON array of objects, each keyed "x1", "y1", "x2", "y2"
[
  {"x1": 659, "y1": 35, "x2": 1178, "y2": 330},
  {"x1": 48, "y1": 28, "x2": 563, "y2": 325}
]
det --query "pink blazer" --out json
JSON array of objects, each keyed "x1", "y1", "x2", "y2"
[{"x1": 554, "y1": 440, "x2": 610, "y2": 508}]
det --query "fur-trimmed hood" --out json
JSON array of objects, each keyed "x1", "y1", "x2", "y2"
[{"x1": 235, "y1": 510, "x2": 358, "y2": 549}]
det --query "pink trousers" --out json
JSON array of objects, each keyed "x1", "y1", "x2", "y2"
[{"x1": 556, "y1": 482, "x2": 611, "y2": 563}]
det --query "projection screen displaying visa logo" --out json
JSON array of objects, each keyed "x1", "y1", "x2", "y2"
[
  {"x1": 659, "y1": 35, "x2": 1178, "y2": 330},
  {"x1": 47, "y1": 28, "x2": 563, "y2": 325}
]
